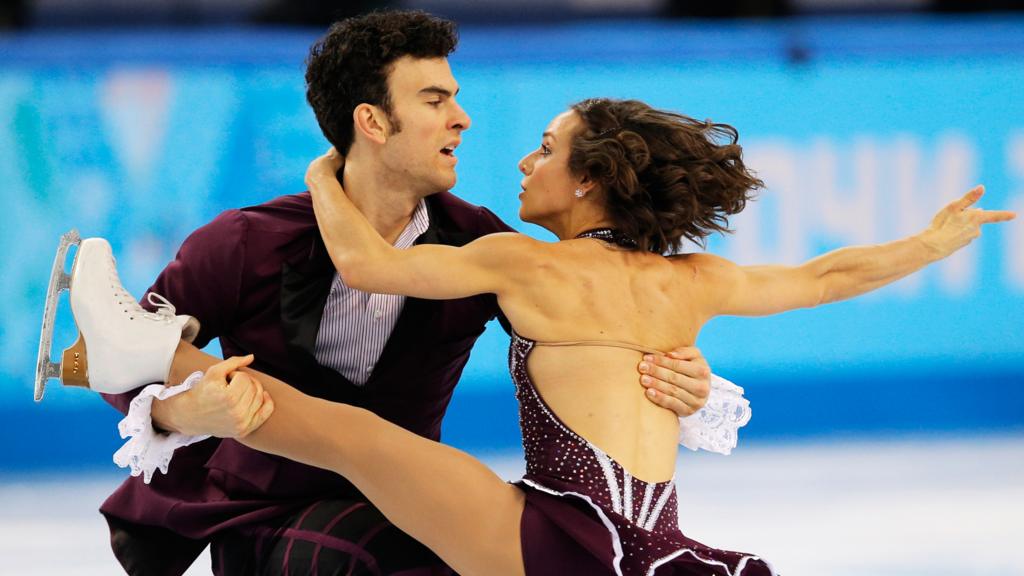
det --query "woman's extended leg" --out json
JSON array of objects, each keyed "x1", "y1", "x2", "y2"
[{"x1": 174, "y1": 344, "x2": 526, "y2": 576}]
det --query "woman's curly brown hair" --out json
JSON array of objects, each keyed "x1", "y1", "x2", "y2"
[
  {"x1": 568, "y1": 98, "x2": 763, "y2": 254},
  {"x1": 305, "y1": 10, "x2": 457, "y2": 154}
]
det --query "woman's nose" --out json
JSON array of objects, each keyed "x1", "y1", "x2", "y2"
[{"x1": 518, "y1": 155, "x2": 531, "y2": 175}]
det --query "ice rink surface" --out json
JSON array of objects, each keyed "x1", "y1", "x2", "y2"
[{"x1": 1, "y1": 434, "x2": 1021, "y2": 576}]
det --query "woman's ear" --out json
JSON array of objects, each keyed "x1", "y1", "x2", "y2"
[
  {"x1": 577, "y1": 175, "x2": 599, "y2": 197},
  {"x1": 353, "y1": 103, "x2": 390, "y2": 145}
]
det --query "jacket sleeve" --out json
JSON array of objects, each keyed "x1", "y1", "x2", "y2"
[
  {"x1": 475, "y1": 205, "x2": 517, "y2": 235},
  {"x1": 100, "y1": 209, "x2": 249, "y2": 414}
]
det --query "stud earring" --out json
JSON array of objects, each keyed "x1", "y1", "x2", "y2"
[{"x1": 574, "y1": 188, "x2": 586, "y2": 198}]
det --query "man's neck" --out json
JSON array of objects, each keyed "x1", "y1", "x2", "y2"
[{"x1": 340, "y1": 157, "x2": 424, "y2": 245}]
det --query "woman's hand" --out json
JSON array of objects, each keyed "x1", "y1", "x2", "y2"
[
  {"x1": 305, "y1": 147, "x2": 346, "y2": 194},
  {"x1": 919, "y1": 186, "x2": 1016, "y2": 258},
  {"x1": 176, "y1": 355, "x2": 275, "y2": 438}
]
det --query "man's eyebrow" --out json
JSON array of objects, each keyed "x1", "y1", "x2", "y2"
[
  {"x1": 418, "y1": 86, "x2": 459, "y2": 97},
  {"x1": 543, "y1": 131, "x2": 557, "y2": 141}
]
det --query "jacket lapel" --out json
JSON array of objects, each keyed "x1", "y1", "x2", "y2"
[
  {"x1": 279, "y1": 235, "x2": 366, "y2": 400},
  {"x1": 278, "y1": 195, "x2": 479, "y2": 394}
]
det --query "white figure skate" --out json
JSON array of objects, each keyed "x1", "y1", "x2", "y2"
[{"x1": 34, "y1": 230, "x2": 200, "y2": 401}]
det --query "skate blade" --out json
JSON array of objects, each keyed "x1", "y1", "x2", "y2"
[{"x1": 34, "y1": 229, "x2": 82, "y2": 402}]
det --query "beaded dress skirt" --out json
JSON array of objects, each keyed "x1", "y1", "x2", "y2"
[{"x1": 510, "y1": 332, "x2": 775, "y2": 576}]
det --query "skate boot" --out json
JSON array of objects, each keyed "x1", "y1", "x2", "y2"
[{"x1": 34, "y1": 230, "x2": 200, "y2": 401}]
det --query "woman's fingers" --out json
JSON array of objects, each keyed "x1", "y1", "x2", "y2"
[
  {"x1": 238, "y1": 378, "x2": 273, "y2": 437},
  {"x1": 950, "y1": 185, "x2": 984, "y2": 212},
  {"x1": 243, "y1": 391, "x2": 276, "y2": 437},
  {"x1": 306, "y1": 148, "x2": 346, "y2": 192},
  {"x1": 229, "y1": 371, "x2": 257, "y2": 409},
  {"x1": 224, "y1": 371, "x2": 273, "y2": 437},
  {"x1": 978, "y1": 210, "x2": 1017, "y2": 224},
  {"x1": 204, "y1": 354, "x2": 254, "y2": 384},
  {"x1": 320, "y1": 147, "x2": 344, "y2": 171}
]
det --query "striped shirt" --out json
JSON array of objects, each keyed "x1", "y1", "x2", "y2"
[{"x1": 314, "y1": 199, "x2": 431, "y2": 385}]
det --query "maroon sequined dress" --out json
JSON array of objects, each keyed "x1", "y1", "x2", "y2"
[{"x1": 510, "y1": 332, "x2": 775, "y2": 576}]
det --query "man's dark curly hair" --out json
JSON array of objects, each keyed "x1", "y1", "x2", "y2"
[
  {"x1": 568, "y1": 98, "x2": 763, "y2": 254},
  {"x1": 305, "y1": 10, "x2": 458, "y2": 154}
]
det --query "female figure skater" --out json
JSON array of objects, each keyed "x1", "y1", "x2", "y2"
[{"x1": 69, "y1": 98, "x2": 1014, "y2": 575}]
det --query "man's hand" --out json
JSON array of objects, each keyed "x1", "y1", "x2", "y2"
[
  {"x1": 638, "y1": 347, "x2": 711, "y2": 417},
  {"x1": 153, "y1": 354, "x2": 275, "y2": 438}
]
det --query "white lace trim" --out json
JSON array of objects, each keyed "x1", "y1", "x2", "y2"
[
  {"x1": 112, "y1": 371, "x2": 209, "y2": 483},
  {"x1": 678, "y1": 374, "x2": 751, "y2": 455}
]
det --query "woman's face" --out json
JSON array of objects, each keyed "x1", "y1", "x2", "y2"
[{"x1": 517, "y1": 110, "x2": 584, "y2": 226}]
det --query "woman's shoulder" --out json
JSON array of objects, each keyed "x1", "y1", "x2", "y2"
[
  {"x1": 668, "y1": 251, "x2": 742, "y2": 284},
  {"x1": 465, "y1": 232, "x2": 557, "y2": 264}
]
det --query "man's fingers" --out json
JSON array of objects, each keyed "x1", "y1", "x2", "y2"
[
  {"x1": 662, "y1": 347, "x2": 703, "y2": 361},
  {"x1": 978, "y1": 210, "x2": 1017, "y2": 224},
  {"x1": 640, "y1": 375, "x2": 703, "y2": 413},
  {"x1": 644, "y1": 353, "x2": 710, "y2": 381},
  {"x1": 644, "y1": 386, "x2": 697, "y2": 417},
  {"x1": 950, "y1": 185, "x2": 984, "y2": 212}
]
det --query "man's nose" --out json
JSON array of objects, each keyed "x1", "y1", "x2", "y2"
[{"x1": 450, "y1": 101, "x2": 471, "y2": 132}]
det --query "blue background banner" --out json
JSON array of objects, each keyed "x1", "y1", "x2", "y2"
[{"x1": 2, "y1": 17, "x2": 1022, "y2": 471}]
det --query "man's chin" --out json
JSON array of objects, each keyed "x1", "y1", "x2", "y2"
[{"x1": 436, "y1": 173, "x2": 457, "y2": 193}]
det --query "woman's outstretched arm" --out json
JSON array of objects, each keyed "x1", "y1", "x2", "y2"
[
  {"x1": 692, "y1": 185, "x2": 1016, "y2": 317},
  {"x1": 306, "y1": 148, "x2": 537, "y2": 300}
]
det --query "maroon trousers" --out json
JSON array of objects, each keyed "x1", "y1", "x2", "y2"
[{"x1": 109, "y1": 499, "x2": 453, "y2": 576}]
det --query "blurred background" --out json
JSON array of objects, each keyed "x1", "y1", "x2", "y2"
[{"x1": 1, "y1": 0, "x2": 1022, "y2": 574}]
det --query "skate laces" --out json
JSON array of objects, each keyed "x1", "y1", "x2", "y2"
[
  {"x1": 144, "y1": 292, "x2": 179, "y2": 323},
  {"x1": 107, "y1": 255, "x2": 177, "y2": 323}
]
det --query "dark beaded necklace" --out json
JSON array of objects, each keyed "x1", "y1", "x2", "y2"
[{"x1": 574, "y1": 228, "x2": 639, "y2": 250}]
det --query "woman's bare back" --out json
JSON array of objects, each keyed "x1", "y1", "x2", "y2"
[{"x1": 496, "y1": 237, "x2": 707, "y2": 482}]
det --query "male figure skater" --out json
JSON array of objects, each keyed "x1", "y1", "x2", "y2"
[{"x1": 90, "y1": 11, "x2": 715, "y2": 575}]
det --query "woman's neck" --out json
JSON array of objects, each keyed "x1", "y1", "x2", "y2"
[{"x1": 549, "y1": 209, "x2": 617, "y2": 242}]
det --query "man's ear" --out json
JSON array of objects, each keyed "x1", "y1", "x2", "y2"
[{"x1": 353, "y1": 103, "x2": 390, "y2": 145}]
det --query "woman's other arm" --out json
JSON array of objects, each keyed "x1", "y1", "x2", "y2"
[{"x1": 695, "y1": 186, "x2": 1016, "y2": 317}]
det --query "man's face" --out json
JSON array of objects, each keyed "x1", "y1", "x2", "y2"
[{"x1": 379, "y1": 56, "x2": 470, "y2": 195}]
